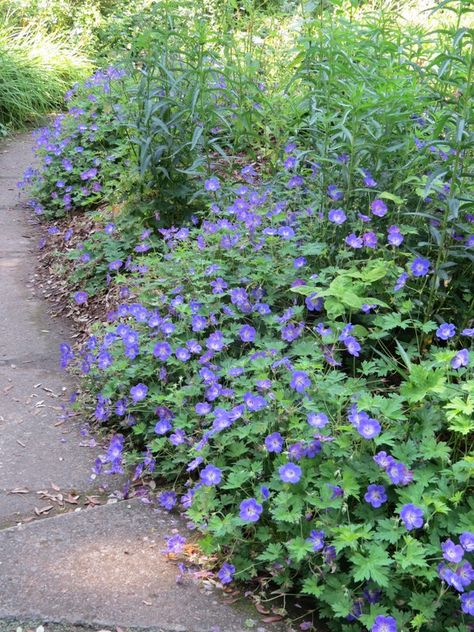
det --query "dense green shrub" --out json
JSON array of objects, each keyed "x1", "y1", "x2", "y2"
[
  {"x1": 20, "y1": 66, "x2": 131, "y2": 217},
  {"x1": 66, "y1": 146, "x2": 473, "y2": 631},
  {"x1": 25, "y1": 2, "x2": 474, "y2": 630}
]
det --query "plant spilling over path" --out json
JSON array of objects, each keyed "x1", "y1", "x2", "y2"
[{"x1": 21, "y1": 0, "x2": 473, "y2": 630}]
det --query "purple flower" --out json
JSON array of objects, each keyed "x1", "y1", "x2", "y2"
[
  {"x1": 327, "y1": 185, "x2": 343, "y2": 200},
  {"x1": 206, "y1": 331, "x2": 225, "y2": 352},
  {"x1": 290, "y1": 370, "x2": 311, "y2": 393},
  {"x1": 279, "y1": 462, "x2": 302, "y2": 484},
  {"x1": 278, "y1": 225, "x2": 296, "y2": 239},
  {"x1": 328, "y1": 208, "x2": 347, "y2": 224},
  {"x1": 217, "y1": 562, "x2": 236, "y2": 585},
  {"x1": 243, "y1": 391, "x2": 267, "y2": 411},
  {"x1": 97, "y1": 351, "x2": 112, "y2": 370},
  {"x1": 460, "y1": 531, "x2": 474, "y2": 552},
  {"x1": 370, "y1": 199, "x2": 388, "y2": 217},
  {"x1": 200, "y1": 464, "x2": 222, "y2": 486},
  {"x1": 239, "y1": 324, "x2": 256, "y2": 342},
  {"x1": 363, "y1": 231, "x2": 378, "y2": 248},
  {"x1": 362, "y1": 170, "x2": 377, "y2": 188},
  {"x1": 105, "y1": 434, "x2": 124, "y2": 473},
  {"x1": 441, "y1": 538, "x2": 464, "y2": 563},
  {"x1": 323, "y1": 545, "x2": 336, "y2": 564},
  {"x1": 161, "y1": 321, "x2": 175, "y2": 336},
  {"x1": 328, "y1": 485, "x2": 343, "y2": 499},
  {"x1": 345, "y1": 233, "x2": 363, "y2": 249},
  {"x1": 315, "y1": 323, "x2": 332, "y2": 337},
  {"x1": 357, "y1": 417, "x2": 381, "y2": 439},
  {"x1": 205, "y1": 177, "x2": 220, "y2": 191},
  {"x1": 457, "y1": 562, "x2": 474, "y2": 588},
  {"x1": 436, "y1": 323, "x2": 456, "y2": 340},
  {"x1": 195, "y1": 401, "x2": 212, "y2": 415},
  {"x1": 192, "y1": 314, "x2": 207, "y2": 332},
  {"x1": 344, "y1": 336, "x2": 362, "y2": 357},
  {"x1": 239, "y1": 498, "x2": 263, "y2": 522},
  {"x1": 210, "y1": 277, "x2": 228, "y2": 294},
  {"x1": 305, "y1": 293, "x2": 323, "y2": 311},
  {"x1": 74, "y1": 291, "x2": 88, "y2": 305},
  {"x1": 108, "y1": 259, "x2": 123, "y2": 271},
  {"x1": 166, "y1": 534, "x2": 186, "y2": 553},
  {"x1": 364, "y1": 484, "x2": 387, "y2": 508},
  {"x1": 169, "y1": 428, "x2": 186, "y2": 446},
  {"x1": 104, "y1": 223, "x2": 115, "y2": 235},
  {"x1": 307, "y1": 530, "x2": 325, "y2": 551},
  {"x1": 451, "y1": 349, "x2": 469, "y2": 369},
  {"x1": 385, "y1": 460, "x2": 412, "y2": 486},
  {"x1": 153, "y1": 341, "x2": 172, "y2": 361},
  {"x1": 175, "y1": 347, "x2": 191, "y2": 362},
  {"x1": 130, "y1": 383, "x2": 148, "y2": 402},
  {"x1": 80, "y1": 167, "x2": 98, "y2": 180},
  {"x1": 155, "y1": 419, "x2": 172, "y2": 435},
  {"x1": 394, "y1": 271, "x2": 408, "y2": 291},
  {"x1": 294, "y1": 257, "x2": 307, "y2": 268},
  {"x1": 461, "y1": 591, "x2": 474, "y2": 616},
  {"x1": 265, "y1": 432, "x2": 284, "y2": 453},
  {"x1": 287, "y1": 175, "x2": 303, "y2": 189},
  {"x1": 281, "y1": 322, "x2": 304, "y2": 341},
  {"x1": 410, "y1": 257, "x2": 430, "y2": 277},
  {"x1": 400, "y1": 503, "x2": 424, "y2": 530},
  {"x1": 159, "y1": 491, "x2": 177, "y2": 510},
  {"x1": 373, "y1": 451, "x2": 393, "y2": 469},
  {"x1": 371, "y1": 615, "x2": 397, "y2": 632},
  {"x1": 307, "y1": 412, "x2": 329, "y2": 428},
  {"x1": 387, "y1": 228, "x2": 404, "y2": 246}
]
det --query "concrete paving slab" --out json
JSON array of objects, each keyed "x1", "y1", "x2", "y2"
[
  {"x1": 0, "y1": 135, "x2": 114, "y2": 525},
  {"x1": 0, "y1": 500, "x2": 284, "y2": 632},
  {"x1": 0, "y1": 134, "x2": 37, "y2": 179}
]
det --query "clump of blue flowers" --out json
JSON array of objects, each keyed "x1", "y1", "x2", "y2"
[{"x1": 32, "y1": 52, "x2": 473, "y2": 632}]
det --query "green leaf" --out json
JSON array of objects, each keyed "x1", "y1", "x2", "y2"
[
  {"x1": 351, "y1": 545, "x2": 392, "y2": 587},
  {"x1": 221, "y1": 469, "x2": 254, "y2": 490},
  {"x1": 257, "y1": 543, "x2": 284, "y2": 563},
  {"x1": 394, "y1": 536, "x2": 428, "y2": 570},
  {"x1": 332, "y1": 523, "x2": 373, "y2": 552},
  {"x1": 286, "y1": 536, "x2": 314, "y2": 563},
  {"x1": 379, "y1": 191, "x2": 404, "y2": 205},
  {"x1": 400, "y1": 365, "x2": 447, "y2": 403},
  {"x1": 301, "y1": 575, "x2": 323, "y2": 598}
]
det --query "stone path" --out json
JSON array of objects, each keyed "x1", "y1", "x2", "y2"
[{"x1": 0, "y1": 135, "x2": 288, "y2": 632}]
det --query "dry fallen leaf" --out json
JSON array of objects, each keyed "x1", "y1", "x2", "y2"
[
  {"x1": 34, "y1": 505, "x2": 54, "y2": 515},
  {"x1": 262, "y1": 615, "x2": 284, "y2": 623}
]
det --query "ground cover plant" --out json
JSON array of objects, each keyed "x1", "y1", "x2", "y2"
[{"x1": 22, "y1": 1, "x2": 473, "y2": 630}]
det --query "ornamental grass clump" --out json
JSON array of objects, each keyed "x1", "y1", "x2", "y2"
[{"x1": 0, "y1": 24, "x2": 91, "y2": 130}]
